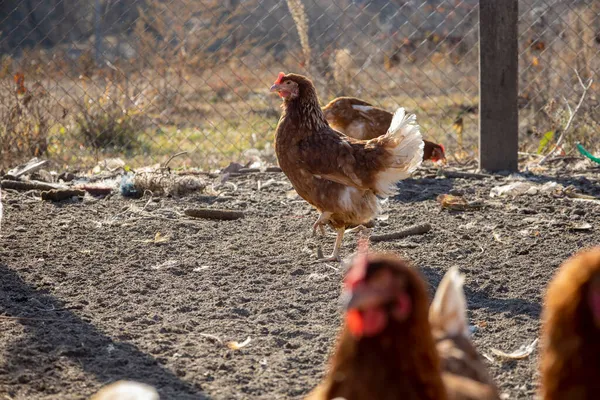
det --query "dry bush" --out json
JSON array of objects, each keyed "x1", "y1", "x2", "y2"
[
  {"x1": 0, "y1": 76, "x2": 50, "y2": 169},
  {"x1": 70, "y1": 78, "x2": 147, "y2": 153},
  {"x1": 518, "y1": 3, "x2": 599, "y2": 154}
]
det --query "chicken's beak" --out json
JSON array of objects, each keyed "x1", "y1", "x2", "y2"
[
  {"x1": 270, "y1": 84, "x2": 282, "y2": 93},
  {"x1": 343, "y1": 286, "x2": 394, "y2": 311}
]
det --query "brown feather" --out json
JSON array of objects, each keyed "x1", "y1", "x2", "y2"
[
  {"x1": 540, "y1": 247, "x2": 600, "y2": 400},
  {"x1": 322, "y1": 97, "x2": 445, "y2": 162},
  {"x1": 307, "y1": 254, "x2": 447, "y2": 400},
  {"x1": 274, "y1": 74, "x2": 415, "y2": 229}
]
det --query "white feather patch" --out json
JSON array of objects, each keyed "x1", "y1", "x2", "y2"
[
  {"x1": 339, "y1": 187, "x2": 358, "y2": 211},
  {"x1": 429, "y1": 266, "x2": 469, "y2": 338},
  {"x1": 374, "y1": 107, "x2": 424, "y2": 196}
]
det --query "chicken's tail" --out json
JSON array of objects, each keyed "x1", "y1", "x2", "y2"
[
  {"x1": 91, "y1": 380, "x2": 159, "y2": 400},
  {"x1": 374, "y1": 107, "x2": 423, "y2": 196},
  {"x1": 429, "y1": 266, "x2": 469, "y2": 338}
]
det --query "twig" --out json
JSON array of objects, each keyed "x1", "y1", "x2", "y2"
[
  {"x1": 1, "y1": 179, "x2": 60, "y2": 191},
  {"x1": 140, "y1": 191, "x2": 154, "y2": 212},
  {"x1": 370, "y1": 223, "x2": 431, "y2": 242},
  {"x1": 539, "y1": 70, "x2": 593, "y2": 165},
  {"x1": 199, "y1": 333, "x2": 223, "y2": 344},
  {"x1": 184, "y1": 208, "x2": 244, "y2": 220},
  {"x1": 162, "y1": 151, "x2": 188, "y2": 169},
  {"x1": 41, "y1": 189, "x2": 86, "y2": 202}
]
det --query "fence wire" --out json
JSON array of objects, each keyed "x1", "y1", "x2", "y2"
[{"x1": 0, "y1": 0, "x2": 598, "y2": 171}]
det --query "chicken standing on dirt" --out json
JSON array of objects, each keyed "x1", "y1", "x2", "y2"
[
  {"x1": 430, "y1": 267, "x2": 500, "y2": 400},
  {"x1": 306, "y1": 253, "x2": 447, "y2": 400},
  {"x1": 270, "y1": 73, "x2": 424, "y2": 261},
  {"x1": 540, "y1": 247, "x2": 600, "y2": 400},
  {"x1": 322, "y1": 96, "x2": 446, "y2": 163}
]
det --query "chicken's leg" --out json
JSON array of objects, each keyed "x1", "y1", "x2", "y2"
[
  {"x1": 312, "y1": 211, "x2": 332, "y2": 236},
  {"x1": 318, "y1": 227, "x2": 345, "y2": 262}
]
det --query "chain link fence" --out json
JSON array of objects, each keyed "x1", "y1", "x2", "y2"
[{"x1": 0, "y1": 0, "x2": 598, "y2": 171}]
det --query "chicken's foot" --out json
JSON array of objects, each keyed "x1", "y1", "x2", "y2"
[
  {"x1": 318, "y1": 227, "x2": 345, "y2": 262},
  {"x1": 345, "y1": 225, "x2": 373, "y2": 235}
]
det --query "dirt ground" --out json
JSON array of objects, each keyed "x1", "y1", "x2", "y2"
[{"x1": 1, "y1": 164, "x2": 599, "y2": 400}]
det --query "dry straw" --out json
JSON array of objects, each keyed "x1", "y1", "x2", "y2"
[{"x1": 286, "y1": 0, "x2": 311, "y2": 69}]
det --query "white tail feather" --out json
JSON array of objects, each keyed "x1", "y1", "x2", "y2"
[
  {"x1": 374, "y1": 107, "x2": 423, "y2": 196},
  {"x1": 429, "y1": 266, "x2": 469, "y2": 338},
  {"x1": 91, "y1": 380, "x2": 159, "y2": 400}
]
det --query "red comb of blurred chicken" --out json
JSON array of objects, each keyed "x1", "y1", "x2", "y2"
[
  {"x1": 430, "y1": 267, "x2": 500, "y2": 400},
  {"x1": 540, "y1": 247, "x2": 600, "y2": 400},
  {"x1": 322, "y1": 97, "x2": 446, "y2": 164},
  {"x1": 306, "y1": 253, "x2": 447, "y2": 400},
  {"x1": 271, "y1": 73, "x2": 424, "y2": 261}
]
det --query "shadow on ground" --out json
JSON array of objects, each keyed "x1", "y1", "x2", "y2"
[{"x1": 0, "y1": 263, "x2": 206, "y2": 399}]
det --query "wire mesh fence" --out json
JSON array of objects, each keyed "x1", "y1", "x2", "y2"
[{"x1": 0, "y1": 0, "x2": 598, "y2": 171}]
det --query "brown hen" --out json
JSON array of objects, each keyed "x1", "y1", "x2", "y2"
[
  {"x1": 306, "y1": 252, "x2": 447, "y2": 400},
  {"x1": 322, "y1": 96, "x2": 446, "y2": 163},
  {"x1": 271, "y1": 73, "x2": 423, "y2": 261},
  {"x1": 540, "y1": 247, "x2": 600, "y2": 400},
  {"x1": 430, "y1": 267, "x2": 500, "y2": 400}
]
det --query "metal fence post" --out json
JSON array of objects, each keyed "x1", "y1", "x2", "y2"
[{"x1": 479, "y1": 0, "x2": 519, "y2": 172}]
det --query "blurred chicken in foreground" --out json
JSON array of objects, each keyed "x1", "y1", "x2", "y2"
[
  {"x1": 430, "y1": 267, "x2": 500, "y2": 400},
  {"x1": 540, "y1": 247, "x2": 600, "y2": 400},
  {"x1": 322, "y1": 97, "x2": 446, "y2": 164},
  {"x1": 306, "y1": 253, "x2": 447, "y2": 399},
  {"x1": 271, "y1": 73, "x2": 423, "y2": 261},
  {"x1": 90, "y1": 380, "x2": 159, "y2": 400}
]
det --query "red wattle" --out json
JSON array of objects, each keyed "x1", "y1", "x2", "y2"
[
  {"x1": 362, "y1": 308, "x2": 388, "y2": 336},
  {"x1": 346, "y1": 309, "x2": 364, "y2": 337}
]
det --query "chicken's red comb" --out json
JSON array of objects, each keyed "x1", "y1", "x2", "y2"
[{"x1": 274, "y1": 72, "x2": 285, "y2": 85}]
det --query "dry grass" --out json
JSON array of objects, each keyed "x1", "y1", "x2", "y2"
[
  {"x1": 0, "y1": 77, "x2": 51, "y2": 169},
  {"x1": 0, "y1": 1, "x2": 597, "y2": 171}
]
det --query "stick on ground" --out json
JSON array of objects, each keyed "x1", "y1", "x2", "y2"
[
  {"x1": 1, "y1": 180, "x2": 60, "y2": 191},
  {"x1": 370, "y1": 223, "x2": 432, "y2": 242},
  {"x1": 41, "y1": 189, "x2": 86, "y2": 202},
  {"x1": 184, "y1": 208, "x2": 244, "y2": 220}
]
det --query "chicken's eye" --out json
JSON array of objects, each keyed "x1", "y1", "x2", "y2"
[{"x1": 284, "y1": 81, "x2": 292, "y2": 85}]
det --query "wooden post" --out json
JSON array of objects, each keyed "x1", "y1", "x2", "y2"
[
  {"x1": 94, "y1": 0, "x2": 103, "y2": 67},
  {"x1": 479, "y1": 0, "x2": 519, "y2": 172}
]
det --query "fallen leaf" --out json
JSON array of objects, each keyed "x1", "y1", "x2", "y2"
[
  {"x1": 141, "y1": 232, "x2": 170, "y2": 244},
  {"x1": 227, "y1": 337, "x2": 252, "y2": 350}
]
